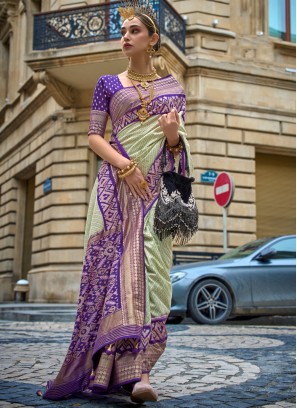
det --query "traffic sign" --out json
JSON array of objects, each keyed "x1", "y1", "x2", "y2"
[{"x1": 214, "y1": 172, "x2": 234, "y2": 208}]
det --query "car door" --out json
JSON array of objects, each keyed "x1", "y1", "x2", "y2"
[{"x1": 249, "y1": 237, "x2": 296, "y2": 309}]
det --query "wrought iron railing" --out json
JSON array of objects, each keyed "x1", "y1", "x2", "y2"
[{"x1": 33, "y1": 0, "x2": 185, "y2": 52}]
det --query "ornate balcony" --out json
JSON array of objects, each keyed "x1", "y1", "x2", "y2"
[
  {"x1": 33, "y1": 0, "x2": 185, "y2": 53},
  {"x1": 26, "y1": 0, "x2": 187, "y2": 108}
]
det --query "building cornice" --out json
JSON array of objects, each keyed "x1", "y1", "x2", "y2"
[
  {"x1": 186, "y1": 24, "x2": 236, "y2": 39},
  {"x1": 186, "y1": 58, "x2": 296, "y2": 91},
  {"x1": 272, "y1": 38, "x2": 296, "y2": 57},
  {"x1": 186, "y1": 98, "x2": 296, "y2": 119},
  {"x1": 25, "y1": 45, "x2": 124, "y2": 72}
]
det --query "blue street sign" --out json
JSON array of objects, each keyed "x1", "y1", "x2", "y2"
[
  {"x1": 200, "y1": 170, "x2": 218, "y2": 184},
  {"x1": 43, "y1": 178, "x2": 52, "y2": 194}
]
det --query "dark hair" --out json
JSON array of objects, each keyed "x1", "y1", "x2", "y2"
[{"x1": 135, "y1": 13, "x2": 161, "y2": 51}]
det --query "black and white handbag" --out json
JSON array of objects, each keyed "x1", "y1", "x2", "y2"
[{"x1": 153, "y1": 139, "x2": 199, "y2": 245}]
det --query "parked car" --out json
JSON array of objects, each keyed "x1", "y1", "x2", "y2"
[{"x1": 169, "y1": 235, "x2": 296, "y2": 324}]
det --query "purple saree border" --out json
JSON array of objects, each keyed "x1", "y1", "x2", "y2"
[
  {"x1": 97, "y1": 162, "x2": 123, "y2": 232},
  {"x1": 112, "y1": 93, "x2": 186, "y2": 135},
  {"x1": 93, "y1": 324, "x2": 143, "y2": 355},
  {"x1": 151, "y1": 315, "x2": 168, "y2": 322},
  {"x1": 112, "y1": 135, "x2": 129, "y2": 159},
  {"x1": 113, "y1": 376, "x2": 142, "y2": 389},
  {"x1": 96, "y1": 162, "x2": 110, "y2": 232},
  {"x1": 90, "y1": 376, "x2": 143, "y2": 394},
  {"x1": 93, "y1": 316, "x2": 168, "y2": 358},
  {"x1": 43, "y1": 316, "x2": 169, "y2": 400},
  {"x1": 108, "y1": 163, "x2": 123, "y2": 225},
  {"x1": 43, "y1": 369, "x2": 92, "y2": 401},
  {"x1": 141, "y1": 200, "x2": 146, "y2": 318}
]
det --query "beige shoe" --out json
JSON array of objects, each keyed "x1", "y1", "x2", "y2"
[{"x1": 131, "y1": 381, "x2": 158, "y2": 403}]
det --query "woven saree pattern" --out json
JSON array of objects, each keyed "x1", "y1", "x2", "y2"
[{"x1": 43, "y1": 75, "x2": 193, "y2": 400}]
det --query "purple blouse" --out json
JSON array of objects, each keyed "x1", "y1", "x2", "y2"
[{"x1": 88, "y1": 74, "x2": 186, "y2": 137}]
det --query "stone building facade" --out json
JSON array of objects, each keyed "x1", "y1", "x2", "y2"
[{"x1": 0, "y1": 0, "x2": 295, "y2": 302}]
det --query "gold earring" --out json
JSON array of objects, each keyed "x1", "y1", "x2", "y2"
[{"x1": 146, "y1": 45, "x2": 156, "y2": 57}]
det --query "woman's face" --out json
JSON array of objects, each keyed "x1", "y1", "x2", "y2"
[{"x1": 120, "y1": 17, "x2": 157, "y2": 56}]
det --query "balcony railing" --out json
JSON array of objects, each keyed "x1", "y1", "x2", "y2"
[{"x1": 33, "y1": 0, "x2": 185, "y2": 53}]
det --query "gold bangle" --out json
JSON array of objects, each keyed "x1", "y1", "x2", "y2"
[
  {"x1": 118, "y1": 165, "x2": 137, "y2": 179},
  {"x1": 166, "y1": 141, "x2": 183, "y2": 155},
  {"x1": 117, "y1": 159, "x2": 137, "y2": 177},
  {"x1": 118, "y1": 162, "x2": 136, "y2": 176},
  {"x1": 117, "y1": 159, "x2": 137, "y2": 179}
]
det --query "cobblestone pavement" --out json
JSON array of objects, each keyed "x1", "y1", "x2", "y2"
[{"x1": 0, "y1": 321, "x2": 295, "y2": 408}]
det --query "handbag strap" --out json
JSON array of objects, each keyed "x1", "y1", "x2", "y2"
[{"x1": 161, "y1": 136, "x2": 190, "y2": 176}]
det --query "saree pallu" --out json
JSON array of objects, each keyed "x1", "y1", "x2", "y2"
[{"x1": 43, "y1": 115, "x2": 192, "y2": 400}]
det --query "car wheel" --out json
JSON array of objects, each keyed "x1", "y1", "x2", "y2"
[
  {"x1": 188, "y1": 279, "x2": 232, "y2": 324},
  {"x1": 166, "y1": 316, "x2": 184, "y2": 324}
]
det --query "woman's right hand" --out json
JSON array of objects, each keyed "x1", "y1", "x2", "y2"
[
  {"x1": 124, "y1": 167, "x2": 152, "y2": 201},
  {"x1": 88, "y1": 136, "x2": 152, "y2": 200}
]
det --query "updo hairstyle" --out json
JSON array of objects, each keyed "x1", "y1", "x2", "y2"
[{"x1": 135, "y1": 13, "x2": 161, "y2": 51}]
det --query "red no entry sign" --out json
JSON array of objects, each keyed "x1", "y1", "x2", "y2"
[{"x1": 214, "y1": 172, "x2": 235, "y2": 208}]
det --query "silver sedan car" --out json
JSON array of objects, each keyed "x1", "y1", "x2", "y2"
[{"x1": 170, "y1": 235, "x2": 296, "y2": 324}]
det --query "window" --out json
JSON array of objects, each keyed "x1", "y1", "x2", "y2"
[
  {"x1": 268, "y1": 0, "x2": 296, "y2": 43},
  {"x1": 220, "y1": 238, "x2": 275, "y2": 260},
  {"x1": 290, "y1": 0, "x2": 296, "y2": 42},
  {"x1": 0, "y1": 36, "x2": 10, "y2": 106},
  {"x1": 268, "y1": 237, "x2": 296, "y2": 259}
]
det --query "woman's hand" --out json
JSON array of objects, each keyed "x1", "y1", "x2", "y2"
[
  {"x1": 158, "y1": 108, "x2": 180, "y2": 146},
  {"x1": 124, "y1": 167, "x2": 152, "y2": 201}
]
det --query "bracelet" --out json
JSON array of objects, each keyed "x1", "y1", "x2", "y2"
[
  {"x1": 118, "y1": 164, "x2": 137, "y2": 179},
  {"x1": 117, "y1": 159, "x2": 137, "y2": 179},
  {"x1": 166, "y1": 140, "x2": 183, "y2": 155}
]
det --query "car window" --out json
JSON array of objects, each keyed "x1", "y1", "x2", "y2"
[
  {"x1": 220, "y1": 237, "x2": 274, "y2": 259},
  {"x1": 268, "y1": 237, "x2": 296, "y2": 259}
]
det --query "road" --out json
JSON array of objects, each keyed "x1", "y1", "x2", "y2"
[{"x1": 0, "y1": 312, "x2": 295, "y2": 408}]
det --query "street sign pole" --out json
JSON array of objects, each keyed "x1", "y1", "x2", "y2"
[
  {"x1": 223, "y1": 207, "x2": 227, "y2": 252},
  {"x1": 213, "y1": 172, "x2": 235, "y2": 253}
]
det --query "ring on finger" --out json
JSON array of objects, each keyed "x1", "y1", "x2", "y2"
[{"x1": 139, "y1": 180, "x2": 148, "y2": 189}]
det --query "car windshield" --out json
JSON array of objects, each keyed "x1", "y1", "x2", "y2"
[{"x1": 220, "y1": 237, "x2": 275, "y2": 260}]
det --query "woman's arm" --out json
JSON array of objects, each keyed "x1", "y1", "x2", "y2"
[
  {"x1": 88, "y1": 134, "x2": 152, "y2": 201},
  {"x1": 88, "y1": 134, "x2": 130, "y2": 169}
]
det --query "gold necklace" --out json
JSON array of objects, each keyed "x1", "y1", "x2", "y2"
[
  {"x1": 130, "y1": 79, "x2": 155, "y2": 122},
  {"x1": 127, "y1": 67, "x2": 158, "y2": 89}
]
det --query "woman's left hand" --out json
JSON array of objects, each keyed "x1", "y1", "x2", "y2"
[{"x1": 158, "y1": 108, "x2": 180, "y2": 146}]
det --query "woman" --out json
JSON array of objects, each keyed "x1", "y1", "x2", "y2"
[{"x1": 42, "y1": 1, "x2": 193, "y2": 403}]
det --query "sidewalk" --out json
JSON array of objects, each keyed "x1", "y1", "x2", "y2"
[
  {"x1": 0, "y1": 305, "x2": 295, "y2": 407},
  {"x1": 0, "y1": 303, "x2": 295, "y2": 325},
  {"x1": 0, "y1": 303, "x2": 77, "y2": 322}
]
